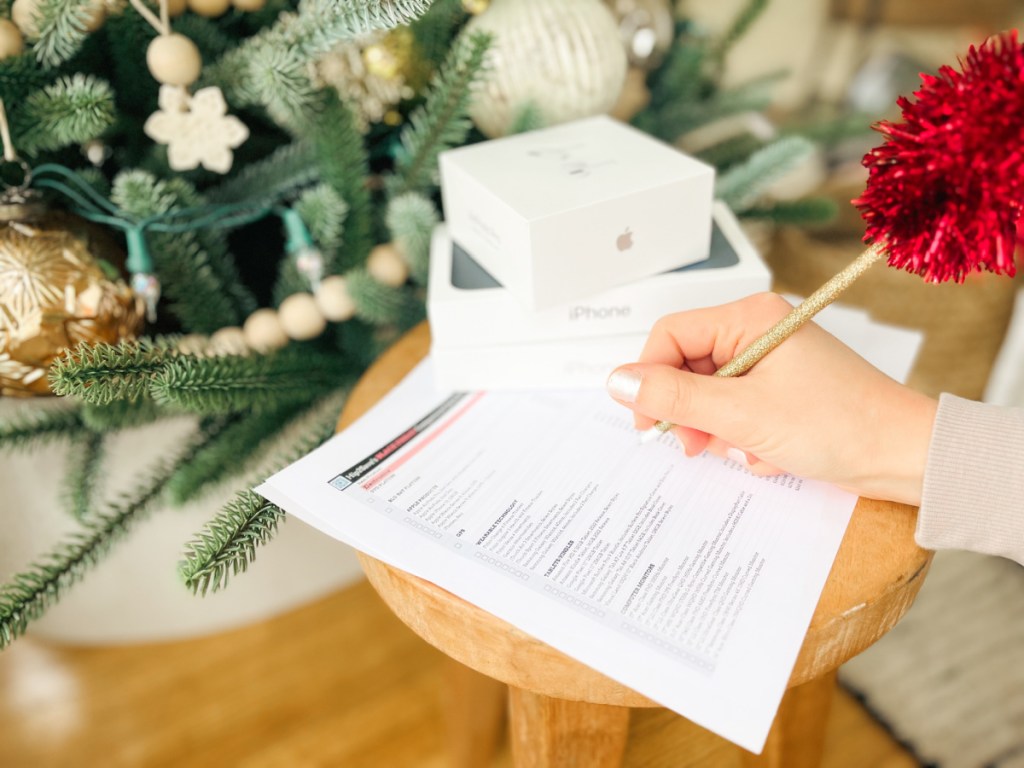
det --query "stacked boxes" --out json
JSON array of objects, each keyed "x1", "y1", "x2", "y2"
[{"x1": 432, "y1": 117, "x2": 771, "y2": 391}]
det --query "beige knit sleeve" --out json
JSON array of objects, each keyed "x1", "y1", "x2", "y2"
[{"x1": 917, "y1": 393, "x2": 1024, "y2": 564}]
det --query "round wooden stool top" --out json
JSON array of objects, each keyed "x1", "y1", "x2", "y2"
[{"x1": 338, "y1": 323, "x2": 933, "y2": 707}]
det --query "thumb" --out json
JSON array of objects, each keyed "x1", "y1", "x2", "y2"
[{"x1": 606, "y1": 364, "x2": 745, "y2": 438}]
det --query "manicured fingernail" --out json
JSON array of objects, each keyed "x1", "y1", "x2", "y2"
[
  {"x1": 607, "y1": 369, "x2": 642, "y2": 403},
  {"x1": 726, "y1": 447, "x2": 750, "y2": 466}
]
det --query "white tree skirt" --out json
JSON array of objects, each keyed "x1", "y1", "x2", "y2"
[{"x1": 0, "y1": 402, "x2": 362, "y2": 646}]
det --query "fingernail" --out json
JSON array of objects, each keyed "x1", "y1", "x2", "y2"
[
  {"x1": 607, "y1": 369, "x2": 642, "y2": 403},
  {"x1": 726, "y1": 447, "x2": 750, "y2": 467}
]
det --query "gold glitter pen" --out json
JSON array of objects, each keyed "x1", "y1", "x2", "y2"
[{"x1": 639, "y1": 242, "x2": 886, "y2": 444}]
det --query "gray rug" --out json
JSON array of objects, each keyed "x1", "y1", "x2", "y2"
[{"x1": 840, "y1": 550, "x2": 1024, "y2": 768}]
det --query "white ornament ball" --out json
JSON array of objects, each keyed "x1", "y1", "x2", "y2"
[
  {"x1": 209, "y1": 326, "x2": 249, "y2": 356},
  {"x1": 11, "y1": 0, "x2": 41, "y2": 39},
  {"x1": 243, "y1": 308, "x2": 289, "y2": 352},
  {"x1": 366, "y1": 243, "x2": 409, "y2": 288},
  {"x1": 464, "y1": 0, "x2": 627, "y2": 138},
  {"x1": 278, "y1": 293, "x2": 327, "y2": 341},
  {"x1": 187, "y1": 0, "x2": 231, "y2": 17},
  {"x1": 314, "y1": 276, "x2": 356, "y2": 322},
  {"x1": 146, "y1": 34, "x2": 203, "y2": 87},
  {"x1": 232, "y1": 0, "x2": 267, "y2": 11},
  {"x1": 0, "y1": 19, "x2": 23, "y2": 59}
]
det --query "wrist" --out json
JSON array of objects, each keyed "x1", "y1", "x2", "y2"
[{"x1": 859, "y1": 390, "x2": 938, "y2": 506}]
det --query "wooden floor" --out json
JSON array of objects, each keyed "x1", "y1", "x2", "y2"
[{"x1": 0, "y1": 579, "x2": 919, "y2": 768}]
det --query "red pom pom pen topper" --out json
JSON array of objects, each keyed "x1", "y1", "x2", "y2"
[{"x1": 643, "y1": 30, "x2": 1024, "y2": 443}]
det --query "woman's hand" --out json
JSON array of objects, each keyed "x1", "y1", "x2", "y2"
[{"x1": 606, "y1": 293, "x2": 937, "y2": 505}]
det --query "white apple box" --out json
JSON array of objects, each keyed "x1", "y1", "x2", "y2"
[
  {"x1": 440, "y1": 115, "x2": 715, "y2": 310},
  {"x1": 428, "y1": 202, "x2": 771, "y2": 354}
]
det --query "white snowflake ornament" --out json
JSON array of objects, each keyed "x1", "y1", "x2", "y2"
[{"x1": 144, "y1": 85, "x2": 249, "y2": 174}]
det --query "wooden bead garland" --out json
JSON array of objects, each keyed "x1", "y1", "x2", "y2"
[
  {"x1": 186, "y1": 0, "x2": 231, "y2": 18},
  {"x1": 146, "y1": 33, "x2": 203, "y2": 87},
  {"x1": 243, "y1": 307, "x2": 289, "y2": 352},
  {"x1": 366, "y1": 242, "x2": 409, "y2": 287},
  {"x1": 314, "y1": 275, "x2": 357, "y2": 322},
  {"x1": 11, "y1": 0, "x2": 41, "y2": 39},
  {"x1": 0, "y1": 19, "x2": 24, "y2": 59},
  {"x1": 231, "y1": 0, "x2": 267, "y2": 11},
  {"x1": 278, "y1": 292, "x2": 327, "y2": 341},
  {"x1": 177, "y1": 241, "x2": 406, "y2": 357}
]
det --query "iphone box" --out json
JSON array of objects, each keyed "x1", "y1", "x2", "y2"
[
  {"x1": 428, "y1": 202, "x2": 770, "y2": 356},
  {"x1": 439, "y1": 115, "x2": 715, "y2": 310}
]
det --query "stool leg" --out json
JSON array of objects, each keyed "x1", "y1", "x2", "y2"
[
  {"x1": 440, "y1": 658, "x2": 507, "y2": 768},
  {"x1": 741, "y1": 669, "x2": 837, "y2": 768},
  {"x1": 508, "y1": 687, "x2": 630, "y2": 768}
]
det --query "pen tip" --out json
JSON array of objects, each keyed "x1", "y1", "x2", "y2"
[{"x1": 638, "y1": 426, "x2": 662, "y2": 445}]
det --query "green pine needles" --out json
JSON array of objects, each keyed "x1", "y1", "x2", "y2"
[
  {"x1": 17, "y1": 74, "x2": 115, "y2": 154},
  {"x1": 389, "y1": 29, "x2": 491, "y2": 197},
  {"x1": 48, "y1": 338, "x2": 179, "y2": 406}
]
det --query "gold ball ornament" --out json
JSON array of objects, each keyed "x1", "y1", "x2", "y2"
[
  {"x1": 186, "y1": 0, "x2": 231, "y2": 17},
  {"x1": 11, "y1": 0, "x2": 41, "y2": 39},
  {"x1": 366, "y1": 243, "x2": 409, "y2": 288},
  {"x1": 232, "y1": 0, "x2": 266, "y2": 10},
  {"x1": 0, "y1": 203, "x2": 143, "y2": 397},
  {"x1": 146, "y1": 34, "x2": 203, "y2": 87},
  {"x1": 0, "y1": 19, "x2": 24, "y2": 59},
  {"x1": 81, "y1": 0, "x2": 106, "y2": 32},
  {"x1": 278, "y1": 293, "x2": 327, "y2": 341},
  {"x1": 314, "y1": 275, "x2": 356, "y2": 322},
  {"x1": 165, "y1": 0, "x2": 188, "y2": 17},
  {"x1": 242, "y1": 308, "x2": 288, "y2": 352},
  {"x1": 362, "y1": 27, "x2": 415, "y2": 81},
  {"x1": 465, "y1": 0, "x2": 628, "y2": 138}
]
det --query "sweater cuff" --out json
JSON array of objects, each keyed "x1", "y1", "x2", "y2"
[{"x1": 917, "y1": 393, "x2": 1024, "y2": 563}]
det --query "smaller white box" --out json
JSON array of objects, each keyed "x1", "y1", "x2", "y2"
[
  {"x1": 428, "y1": 202, "x2": 771, "y2": 350},
  {"x1": 432, "y1": 333, "x2": 649, "y2": 392},
  {"x1": 440, "y1": 115, "x2": 715, "y2": 309}
]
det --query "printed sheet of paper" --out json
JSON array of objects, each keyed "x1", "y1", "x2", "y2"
[{"x1": 257, "y1": 362, "x2": 856, "y2": 752}]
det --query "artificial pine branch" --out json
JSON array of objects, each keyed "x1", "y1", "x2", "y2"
[
  {"x1": 708, "y1": 0, "x2": 769, "y2": 74},
  {"x1": 62, "y1": 431, "x2": 105, "y2": 522},
  {"x1": 209, "y1": 0, "x2": 435, "y2": 122},
  {"x1": 508, "y1": 102, "x2": 545, "y2": 135},
  {"x1": 207, "y1": 141, "x2": 318, "y2": 205},
  {"x1": 16, "y1": 74, "x2": 115, "y2": 155},
  {"x1": 295, "y1": 183, "x2": 348, "y2": 253},
  {"x1": 634, "y1": 36, "x2": 707, "y2": 141},
  {"x1": 33, "y1": 0, "x2": 95, "y2": 68},
  {"x1": 386, "y1": 193, "x2": 437, "y2": 285},
  {"x1": 0, "y1": 405, "x2": 83, "y2": 452},
  {"x1": 0, "y1": 422, "x2": 227, "y2": 650},
  {"x1": 741, "y1": 197, "x2": 839, "y2": 225},
  {"x1": 715, "y1": 135, "x2": 816, "y2": 212},
  {"x1": 165, "y1": 401, "x2": 307, "y2": 504},
  {"x1": 312, "y1": 97, "x2": 373, "y2": 271},
  {"x1": 112, "y1": 170, "x2": 255, "y2": 331},
  {"x1": 179, "y1": 390, "x2": 345, "y2": 595},
  {"x1": 346, "y1": 268, "x2": 413, "y2": 325},
  {"x1": 388, "y1": 29, "x2": 491, "y2": 198},
  {"x1": 272, "y1": 183, "x2": 349, "y2": 303},
  {"x1": 149, "y1": 346, "x2": 349, "y2": 414},
  {"x1": 79, "y1": 396, "x2": 167, "y2": 432},
  {"x1": 48, "y1": 338, "x2": 178, "y2": 405},
  {"x1": 171, "y1": 14, "x2": 235, "y2": 59}
]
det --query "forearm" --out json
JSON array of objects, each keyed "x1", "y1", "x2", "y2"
[{"x1": 916, "y1": 394, "x2": 1024, "y2": 565}]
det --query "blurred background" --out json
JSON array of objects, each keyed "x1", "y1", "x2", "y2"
[{"x1": 2, "y1": 0, "x2": 1024, "y2": 766}]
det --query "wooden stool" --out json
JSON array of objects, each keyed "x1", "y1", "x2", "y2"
[{"x1": 338, "y1": 323, "x2": 932, "y2": 768}]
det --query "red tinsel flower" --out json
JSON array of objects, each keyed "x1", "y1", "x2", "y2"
[{"x1": 853, "y1": 31, "x2": 1024, "y2": 283}]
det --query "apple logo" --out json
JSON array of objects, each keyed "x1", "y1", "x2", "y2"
[{"x1": 616, "y1": 227, "x2": 634, "y2": 252}]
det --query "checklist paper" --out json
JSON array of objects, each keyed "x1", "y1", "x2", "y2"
[{"x1": 257, "y1": 361, "x2": 856, "y2": 753}]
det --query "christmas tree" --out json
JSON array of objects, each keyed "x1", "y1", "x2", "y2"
[{"x1": 0, "y1": 0, "x2": 843, "y2": 648}]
